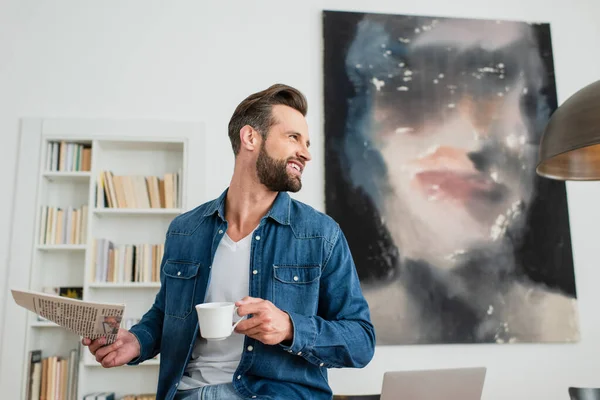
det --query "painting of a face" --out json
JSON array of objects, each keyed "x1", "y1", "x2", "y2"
[{"x1": 323, "y1": 11, "x2": 579, "y2": 344}]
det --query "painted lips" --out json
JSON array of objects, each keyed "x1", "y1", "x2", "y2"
[{"x1": 411, "y1": 146, "x2": 504, "y2": 201}]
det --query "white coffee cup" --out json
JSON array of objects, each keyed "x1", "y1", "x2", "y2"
[{"x1": 195, "y1": 302, "x2": 244, "y2": 341}]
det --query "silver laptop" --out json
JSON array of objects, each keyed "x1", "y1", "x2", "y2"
[{"x1": 380, "y1": 367, "x2": 487, "y2": 400}]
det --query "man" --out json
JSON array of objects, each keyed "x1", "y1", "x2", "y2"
[{"x1": 82, "y1": 83, "x2": 376, "y2": 399}]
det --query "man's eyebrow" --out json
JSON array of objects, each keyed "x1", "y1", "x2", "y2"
[{"x1": 285, "y1": 130, "x2": 310, "y2": 147}]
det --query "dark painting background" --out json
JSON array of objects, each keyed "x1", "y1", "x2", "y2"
[{"x1": 323, "y1": 10, "x2": 578, "y2": 344}]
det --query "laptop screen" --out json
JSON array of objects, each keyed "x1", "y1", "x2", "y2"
[{"x1": 380, "y1": 367, "x2": 487, "y2": 400}]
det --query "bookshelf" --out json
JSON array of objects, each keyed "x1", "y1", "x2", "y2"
[
  {"x1": 92, "y1": 208, "x2": 182, "y2": 217},
  {"x1": 36, "y1": 244, "x2": 88, "y2": 252},
  {"x1": 83, "y1": 359, "x2": 161, "y2": 368},
  {"x1": 43, "y1": 172, "x2": 92, "y2": 183},
  {"x1": 4, "y1": 119, "x2": 206, "y2": 400},
  {"x1": 87, "y1": 283, "x2": 162, "y2": 289}
]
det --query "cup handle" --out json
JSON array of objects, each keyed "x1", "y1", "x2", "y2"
[{"x1": 231, "y1": 306, "x2": 244, "y2": 332}]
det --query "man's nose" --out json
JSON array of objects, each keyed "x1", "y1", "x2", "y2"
[{"x1": 298, "y1": 146, "x2": 312, "y2": 163}]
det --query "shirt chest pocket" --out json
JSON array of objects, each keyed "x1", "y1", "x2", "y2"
[
  {"x1": 164, "y1": 261, "x2": 201, "y2": 319},
  {"x1": 272, "y1": 265, "x2": 321, "y2": 316}
]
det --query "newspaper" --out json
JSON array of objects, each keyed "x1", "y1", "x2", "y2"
[{"x1": 12, "y1": 289, "x2": 125, "y2": 345}]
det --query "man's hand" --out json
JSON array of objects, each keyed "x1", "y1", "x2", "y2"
[
  {"x1": 81, "y1": 328, "x2": 141, "y2": 368},
  {"x1": 234, "y1": 297, "x2": 293, "y2": 345}
]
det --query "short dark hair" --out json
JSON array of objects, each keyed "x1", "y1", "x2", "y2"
[{"x1": 228, "y1": 84, "x2": 308, "y2": 155}]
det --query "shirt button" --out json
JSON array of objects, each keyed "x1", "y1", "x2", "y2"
[
  {"x1": 247, "y1": 345, "x2": 254, "y2": 352},
  {"x1": 320, "y1": 363, "x2": 324, "y2": 367},
  {"x1": 288, "y1": 350, "x2": 293, "y2": 353},
  {"x1": 255, "y1": 235, "x2": 261, "y2": 240},
  {"x1": 297, "y1": 351, "x2": 302, "y2": 356},
  {"x1": 237, "y1": 375, "x2": 242, "y2": 380},
  {"x1": 218, "y1": 229, "x2": 223, "y2": 234},
  {"x1": 293, "y1": 276, "x2": 299, "y2": 281},
  {"x1": 252, "y1": 270, "x2": 258, "y2": 275},
  {"x1": 177, "y1": 271, "x2": 181, "y2": 276},
  {"x1": 252, "y1": 397, "x2": 257, "y2": 399}
]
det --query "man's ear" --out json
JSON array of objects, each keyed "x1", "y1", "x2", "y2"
[{"x1": 239, "y1": 125, "x2": 260, "y2": 151}]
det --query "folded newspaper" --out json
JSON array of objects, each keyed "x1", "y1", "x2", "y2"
[{"x1": 12, "y1": 289, "x2": 125, "y2": 345}]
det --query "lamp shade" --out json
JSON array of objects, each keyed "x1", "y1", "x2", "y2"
[{"x1": 536, "y1": 79, "x2": 600, "y2": 180}]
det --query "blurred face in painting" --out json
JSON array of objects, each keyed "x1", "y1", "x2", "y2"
[{"x1": 369, "y1": 19, "x2": 543, "y2": 268}]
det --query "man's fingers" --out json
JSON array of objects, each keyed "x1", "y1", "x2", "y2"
[
  {"x1": 95, "y1": 340, "x2": 121, "y2": 361},
  {"x1": 88, "y1": 337, "x2": 107, "y2": 354},
  {"x1": 237, "y1": 300, "x2": 276, "y2": 317},
  {"x1": 101, "y1": 351, "x2": 118, "y2": 368},
  {"x1": 235, "y1": 316, "x2": 263, "y2": 333},
  {"x1": 235, "y1": 296, "x2": 263, "y2": 306},
  {"x1": 113, "y1": 351, "x2": 134, "y2": 367},
  {"x1": 240, "y1": 326, "x2": 265, "y2": 338},
  {"x1": 236, "y1": 317, "x2": 276, "y2": 335},
  {"x1": 236, "y1": 303, "x2": 265, "y2": 317}
]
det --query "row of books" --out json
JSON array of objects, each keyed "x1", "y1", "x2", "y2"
[
  {"x1": 46, "y1": 141, "x2": 92, "y2": 172},
  {"x1": 91, "y1": 239, "x2": 164, "y2": 284},
  {"x1": 25, "y1": 349, "x2": 79, "y2": 400},
  {"x1": 96, "y1": 170, "x2": 181, "y2": 209},
  {"x1": 39, "y1": 206, "x2": 88, "y2": 245}
]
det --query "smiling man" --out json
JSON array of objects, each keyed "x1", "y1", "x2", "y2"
[{"x1": 81, "y1": 84, "x2": 376, "y2": 400}]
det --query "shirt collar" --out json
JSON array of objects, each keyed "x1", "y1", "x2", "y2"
[
  {"x1": 265, "y1": 191, "x2": 291, "y2": 225},
  {"x1": 203, "y1": 188, "x2": 291, "y2": 225}
]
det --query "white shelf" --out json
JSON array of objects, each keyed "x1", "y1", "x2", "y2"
[
  {"x1": 93, "y1": 208, "x2": 182, "y2": 217},
  {"x1": 30, "y1": 321, "x2": 60, "y2": 328},
  {"x1": 98, "y1": 139, "x2": 184, "y2": 152},
  {"x1": 84, "y1": 359, "x2": 160, "y2": 367},
  {"x1": 36, "y1": 244, "x2": 87, "y2": 251},
  {"x1": 88, "y1": 282, "x2": 161, "y2": 289},
  {"x1": 42, "y1": 171, "x2": 91, "y2": 182}
]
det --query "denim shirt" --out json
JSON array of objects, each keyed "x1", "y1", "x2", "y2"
[{"x1": 128, "y1": 189, "x2": 376, "y2": 400}]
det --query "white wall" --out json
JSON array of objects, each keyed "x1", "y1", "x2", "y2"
[{"x1": 1, "y1": 1, "x2": 599, "y2": 398}]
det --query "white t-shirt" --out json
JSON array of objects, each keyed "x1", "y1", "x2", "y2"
[{"x1": 178, "y1": 230, "x2": 252, "y2": 390}]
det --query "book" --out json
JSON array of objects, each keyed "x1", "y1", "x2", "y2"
[{"x1": 25, "y1": 349, "x2": 42, "y2": 400}]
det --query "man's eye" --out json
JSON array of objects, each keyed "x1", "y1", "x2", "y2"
[{"x1": 290, "y1": 135, "x2": 298, "y2": 140}]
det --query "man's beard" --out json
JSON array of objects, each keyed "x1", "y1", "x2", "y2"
[{"x1": 256, "y1": 143, "x2": 302, "y2": 192}]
